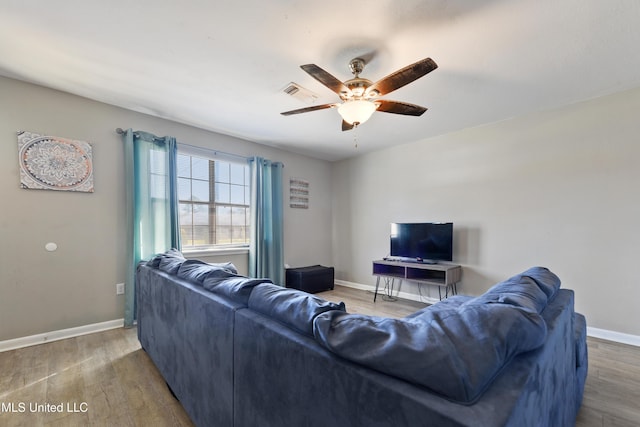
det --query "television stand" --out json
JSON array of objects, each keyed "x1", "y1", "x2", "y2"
[{"x1": 372, "y1": 260, "x2": 462, "y2": 302}]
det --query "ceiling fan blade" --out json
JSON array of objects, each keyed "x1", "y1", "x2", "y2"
[
  {"x1": 281, "y1": 103, "x2": 336, "y2": 116},
  {"x1": 376, "y1": 100, "x2": 427, "y2": 116},
  {"x1": 367, "y1": 58, "x2": 438, "y2": 97},
  {"x1": 342, "y1": 120, "x2": 355, "y2": 131},
  {"x1": 301, "y1": 64, "x2": 351, "y2": 97}
]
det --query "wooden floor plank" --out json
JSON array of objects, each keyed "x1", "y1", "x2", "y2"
[
  {"x1": 0, "y1": 328, "x2": 192, "y2": 427},
  {"x1": 1, "y1": 285, "x2": 639, "y2": 426},
  {"x1": 577, "y1": 337, "x2": 640, "y2": 427}
]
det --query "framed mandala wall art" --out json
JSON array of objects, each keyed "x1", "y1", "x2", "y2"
[{"x1": 17, "y1": 130, "x2": 94, "y2": 193}]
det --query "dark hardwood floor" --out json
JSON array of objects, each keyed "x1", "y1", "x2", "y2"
[{"x1": 0, "y1": 285, "x2": 638, "y2": 426}]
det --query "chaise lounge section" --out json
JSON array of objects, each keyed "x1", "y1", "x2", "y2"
[{"x1": 137, "y1": 250, "x2": 587, "y2": 427}]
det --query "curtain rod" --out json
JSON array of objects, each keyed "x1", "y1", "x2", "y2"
[{"x1": 115, "y1": 128, "x2": 253, "y2": 162}]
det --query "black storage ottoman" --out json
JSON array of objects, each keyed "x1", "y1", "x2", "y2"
[{"x1": 285, "y1": 265, "x2": 335, "y2": 294}]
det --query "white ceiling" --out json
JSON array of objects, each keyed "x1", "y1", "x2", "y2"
[{"x1": 1, "y1": 1, "x2": 640, "y2": 161}]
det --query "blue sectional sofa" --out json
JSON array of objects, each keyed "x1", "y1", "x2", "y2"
[{"x1": 137, "y1": 250, "x2": 587, "y2": 427}]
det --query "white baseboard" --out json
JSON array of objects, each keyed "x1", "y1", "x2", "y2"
[
  {"x1": 0, "y1": 319, "x2": 124, "y2": 353},
  {"x1": 335, "y1": 280, "x2": 640, "y2": 347},
  {"x1": 586, "y1": 327, "x2": 640, "y2": 347},
  {"x1": 334, "y1": 279, "x2": 371, "y2": 292}
]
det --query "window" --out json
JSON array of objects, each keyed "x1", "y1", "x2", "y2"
[{"x1": 177, "y1": 150, "x2": 250, "y2": 249}]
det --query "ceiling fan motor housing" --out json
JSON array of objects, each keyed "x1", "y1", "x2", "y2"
[
  {"x1": 342, "y1": 58, "x2": 378, "y2": 99},
  {"x1": 342, "y1": 77, "x2": 375, "y2": 99}
]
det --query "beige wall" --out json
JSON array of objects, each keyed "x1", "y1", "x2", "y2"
[
  {"x1": 0, "y1": 76, "x2": 332, "y2": 341},
  {"x1": 331, "y1": 86, "x2": 640, "y2": 336}
]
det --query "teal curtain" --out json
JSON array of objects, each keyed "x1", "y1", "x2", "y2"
[
  {"x1": 123, "y1": 129, "x2": 181, "y2": 327},
  {"x1": 249, "y1": 157, "x2": 285, "y2": 285}
]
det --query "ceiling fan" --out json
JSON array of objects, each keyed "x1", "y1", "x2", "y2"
[{"x1": 281, "y1": 57, "x2": 438, "y2": 131}]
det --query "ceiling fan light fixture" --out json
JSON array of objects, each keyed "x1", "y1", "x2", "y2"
[
  {"x1": 281, "y1": 57, "x2": 437, "y2": 131},
  {"x1": 338, "y1": 100, "x2": 378, "y2": 125}
]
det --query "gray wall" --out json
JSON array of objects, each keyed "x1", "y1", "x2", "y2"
[
  {"x1": 331, "y1": 86, "x2": 640, "y2": 336},
  {"x1": 4, "y1": 72, "x2": 639, "y2": 341},
  {"x1": 0, "y1": 76, "x2": 332, "y2": 341}
]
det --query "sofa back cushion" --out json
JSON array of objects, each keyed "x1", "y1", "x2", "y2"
[
  {"x1": 468, "y1": 275, "x2": 548, "y2": 313},
  {"x1": 521, "y1": 266, "x2": 561, "y2": 298},
  {"x1": 146, "y1": 248, "x2": 185, "y2": 269},
  {"x1": 248, "y1": 284, "x2": 346, "y2": 336},
  {"x1": 404, "y1": 295, "x2": 472, "y2": 320},
  {"x1": 204, "y1": 276, "x2": 272, "y2": 306},
  {"x1": 158, "y1": 253, "x2": 186, "y2": 274},
  {"x1": 313, "y1": 302, "x2": 547, "y2": 404},
  {"x1": 177, "y1": 259, "x2": 239, "y2": 284},
  {"x1": 466, "y1": 266, "x2": 561, "y2": 314}
]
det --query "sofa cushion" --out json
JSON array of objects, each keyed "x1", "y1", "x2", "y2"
[
  {"x1": 465, "y1": 267, "x2": 561, "y2": 314},
  {"x1": 146, "y1": 248, "x2": 185, "y2": 269},
  {"x1": 404, "y1": 295, "x2": 472, "y2": 320},
  {"x1": 468, "y1": 275, "x2": 548, "y2": 313},
  {"x1": 177, "y1": 259, "x2": 239, "y2": 284},
  {"x1": 248, "y1": 283, "x2": 346, "y2": 336},
  {"x1": 159, "y1": 252, "x2": 186, "y2": 274},
  {"x1": 313, "y1": 302, "x2": 547, "y2": 404},
  {"x1": 204, "y1": 276, "x2": 272, "y2": 306},
  {"x1": 521, "y1": 266, "x2": 561, "y2": 298}
]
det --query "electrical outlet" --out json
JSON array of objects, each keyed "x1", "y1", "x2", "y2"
[{"x1": 116, "y1": 283, "x2": 125, "y2": 295}]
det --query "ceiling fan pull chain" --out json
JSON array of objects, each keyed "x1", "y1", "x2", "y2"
[{"x1": 353, "y1": 124, "x2": 359, "y2": 149}]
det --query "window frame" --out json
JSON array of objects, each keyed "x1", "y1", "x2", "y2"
[{"x1": 177, "y1": 144, "x2": 251, "y2": 254}]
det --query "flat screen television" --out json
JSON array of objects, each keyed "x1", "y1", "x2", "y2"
[{"x1": 390, "y1": 222, "x2": 453, "y2": 263}]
